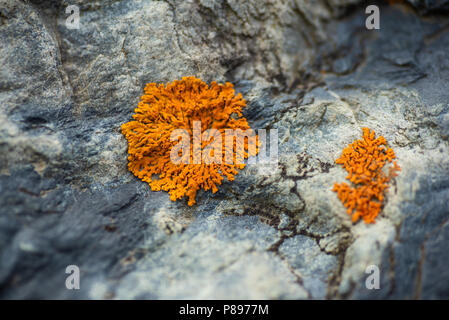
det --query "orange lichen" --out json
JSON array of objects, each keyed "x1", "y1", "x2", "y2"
[
  {"x1": 121, "y1": 76, "x2": 258, "y2": 206},
  {"x1": 332, "y1": 128, "x2": 401, "y2": 224}
]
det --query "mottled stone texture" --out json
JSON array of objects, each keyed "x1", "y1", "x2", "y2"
[
  {"x1": 407, "y1": 0, "x2": 449, "y2": 13},
  {"x1": 0, "y1": 0, "x2": 448, "y2": 299}
]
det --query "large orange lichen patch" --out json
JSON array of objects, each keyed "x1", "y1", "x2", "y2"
[
  {"x1": 121, "y1": 76, "x2": 258, "y2": 206},
  {"x1": 333, "y1": 128, "x2": 400, "y2": 224}
]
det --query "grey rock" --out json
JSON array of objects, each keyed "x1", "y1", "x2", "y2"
[
  {"x1": 0, "y1": 0, "x2": 448, "y2": 299},
  {"x1": 278, "y1": 235, "x2": 337, "y2": 299},
  {"x1": 407, "y1": 0, "x2": 449, "y2": 13}
]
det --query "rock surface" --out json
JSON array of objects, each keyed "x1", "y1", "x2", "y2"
[{"x1": 0, "y1": 0, "x2": 448, "y2": 299}]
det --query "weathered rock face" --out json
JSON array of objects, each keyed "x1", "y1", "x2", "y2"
[
  {"x1": 407, "y1": 0, "x2": 449, "y2": 13},
  {"x1": 0, "y1": 0, "x2": 448, "y2": 299}
]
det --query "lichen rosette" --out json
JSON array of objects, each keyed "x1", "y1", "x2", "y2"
[
  {"x1": 121, "y1": 76, "x2": 258, "y2": 206},
  {"x1": 333, "y1": 128, "x2": 401, "y2": 224}
]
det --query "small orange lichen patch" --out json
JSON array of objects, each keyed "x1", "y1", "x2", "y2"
[
  {"x1": 121, "y1": 76, "x2": 258, "y2": 206},
  {"x1": 332, "y1": 128, "x2": 401, "y2": 224}
]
